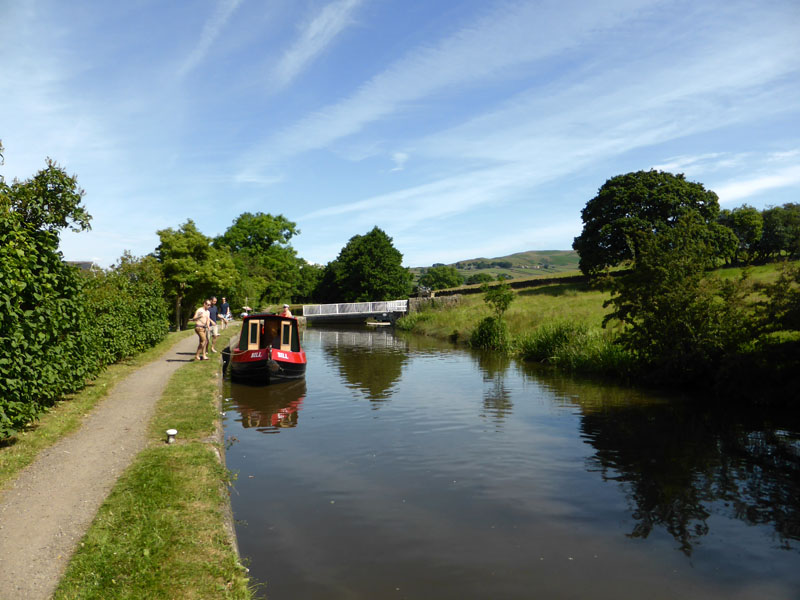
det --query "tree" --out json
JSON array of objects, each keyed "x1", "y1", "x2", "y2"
[
  {"x1": 215, "y1": 212, "x2": 302, "y2": 306},
  {"x1": 315, "y1": 226, "x2": 412, "y2": 302},
  {"x1": 757, "y1": 205, "x2": 790, "y2": 260},
  {"x1": 756, "y1": 203, "x2": 800, "y2": 260},
  {"x1": 466, "y1": 272, "x2": 495, "y2": 285},
  {"x1": 470, "y1": 282, "x2": 515, "y2": 351},
  {"x1": 215, "y1": 212, "x2": 298, "y2": 253},
  {"x1": 483, "y1": 282, "x2": 515, "y2": 318},
  {"x1": 2, "y1": 156, "x2": 91, "y2": 234},
  {"x1": 603, "y1": 214, "x2": 750, "y2": 383},
  {"x1": 294, "y1": 261, "x2": 324, "y2": 303},
  {"x1": 573, "y1": 170, "x2": 720, "y2": 275},
  {"x1": 154, "y1": 220, "x2": 236, "y2": 329},
  {"x1": 717, "y1": 205, "x2": 763, "y2": 264},
  {"x1": 418, "y1": 265, "x2": 464, "y2": 290}
]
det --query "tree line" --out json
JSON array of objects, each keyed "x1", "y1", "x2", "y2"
[
  {"x1": 156, "y1": 220, "x2": 412, "y2": 329},
  {"x1": 1, "y1": 146, "x2": 413, "y2": 437},
  {"x1": 1, "y1": 147, "x2": 169, "y2": 438}
]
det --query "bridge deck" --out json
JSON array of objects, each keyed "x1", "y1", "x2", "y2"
[{"x1": 303, "y1": 300, "x2": 408, "y2": 321}]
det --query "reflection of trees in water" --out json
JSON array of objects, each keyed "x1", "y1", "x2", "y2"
[
  {"x1": 311, "y1": 328, "x2": 410, "y2": 403},
  {"x1": 582, "y1": 403, "x2": 800, "y2": 555},
  {"x1": 475, "y1": 352, "x2": 514, "y2": 424},
  {"x1": 324, "y1": 346, "x2": 408, "y2": 403},
  {"x1": 524, "y1": 367, "x2": 800, "y2": 556}
]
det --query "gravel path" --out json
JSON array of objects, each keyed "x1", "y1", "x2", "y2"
[{"x1": 0, "y1": 334, "x2": 200, "y2": 599}]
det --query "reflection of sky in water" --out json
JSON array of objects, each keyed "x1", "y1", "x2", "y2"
[{"x1": 223, "y1": 328, "x2": 800, "y2": 600}]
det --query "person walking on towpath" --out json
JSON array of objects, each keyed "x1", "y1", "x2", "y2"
[{"x1": 189, "y1": 299, "x2": 211, "y2": 360}]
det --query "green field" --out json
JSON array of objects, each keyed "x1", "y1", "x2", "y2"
[{"x1": 410, "y1": 249, "x2": 580, "y2": 283}]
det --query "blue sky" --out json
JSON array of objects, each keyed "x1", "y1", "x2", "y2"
[{"x1": 2, "y1": 0, "x2": 799, "y2": 268}]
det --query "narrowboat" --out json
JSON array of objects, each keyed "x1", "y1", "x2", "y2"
[{"x1": 223, "y1": 313, "x2": 306, "y2": 384}]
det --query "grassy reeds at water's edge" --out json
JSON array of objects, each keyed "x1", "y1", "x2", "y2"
[
  {"x1": 398, "y1": 280, "x2": 629, "y2": 374},
  {"x1": 397, "y1": 262, "x2": 800, "y2": 400},
  {"x1": 54, "y1": 324, "x2": 256, "y2": 599}
]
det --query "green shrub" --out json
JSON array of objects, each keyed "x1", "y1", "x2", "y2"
[
  {"x1": 83, "y1": 253, "x2": 169, "y2": 367},
  {"x1": 470, "y1": 316, "x2": 511, "y2": 352},
  {"x1": 1, "y1": 153, "x2": 169, "y2": 439}
]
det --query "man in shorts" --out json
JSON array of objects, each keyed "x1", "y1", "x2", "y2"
[{"x1": 189, "y1": 299, "x2": 211, "y2": 360}]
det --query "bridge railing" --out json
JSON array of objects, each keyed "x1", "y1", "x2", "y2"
[{"x1": 303, "y1": 300, "x2": 408, "y2": 316}]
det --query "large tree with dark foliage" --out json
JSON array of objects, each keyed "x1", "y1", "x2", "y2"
[
  {"x1": 603, "y1": 214, "x2": 750, "y2": 384},
  {"x1": 215, "y1": 212, "x2": 302, "y2": 305},
  {"x1": 573, "y1": 170, "x2": 721, "y2": 275},
  {"x1": 316, "y1": 226, "x2": 411, "y2": 302}
]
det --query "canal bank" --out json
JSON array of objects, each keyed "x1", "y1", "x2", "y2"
[{"x1": 0, "y1": 325, "x2": 253, "y2": 599}]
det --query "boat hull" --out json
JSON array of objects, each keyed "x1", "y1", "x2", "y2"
[{"x1": 226, "y1": 347, "x2": 306, "y2": 385}]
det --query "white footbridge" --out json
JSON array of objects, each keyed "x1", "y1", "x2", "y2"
[{"x1": 302, "y1": 300, "x2": 408, "y2": 324}]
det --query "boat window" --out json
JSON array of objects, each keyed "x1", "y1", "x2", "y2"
[
  {"x1": 291, "y1": 323, "x2": 300, "y2": 351},
  {"x1": 248, "y1": 321, "x2": 261, "y2": 350},
  {"x1": 238, "y1": 322, "x2": 248, "y2": 351},
  {"x1": 281, "y1": 322, "x2": 291, "y2": 350}
]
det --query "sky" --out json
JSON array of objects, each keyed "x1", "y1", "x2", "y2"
[{"x1": 1, "y1": 0, "x2": 799, "y2": 268}]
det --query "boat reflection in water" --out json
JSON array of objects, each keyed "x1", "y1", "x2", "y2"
[{"x1": 227, "y1": 379, "x2": 306, "y2": 433}]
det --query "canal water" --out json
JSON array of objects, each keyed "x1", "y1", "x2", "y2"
[{"x1": 222, "y1": 327, "x2": 800, "y2": 599}]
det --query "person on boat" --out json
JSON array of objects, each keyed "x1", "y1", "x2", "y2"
[
  {"x1": 189, "y1": 299, "x2": 211, "y2": 360},
  {"x1": 280, "y1": 303, "x2": 292, "y2": 317}
]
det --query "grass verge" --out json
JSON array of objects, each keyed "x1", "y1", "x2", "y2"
[
  {"x1": 399, "y1": 262, "x2": 798, "y2": 386},
  {"x1": 54, "y1": 324, "x2": 255, "y2": 599},
  {"x1": 0, "y1": 329, "x2": 195, "y2": 490}
]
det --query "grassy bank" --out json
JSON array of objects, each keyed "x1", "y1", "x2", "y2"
[
  {"x1": 399, "y1": 262, "x2": 800, "y2": 390},
  {"x1": 0, "y1": 329, "x2": 195, "y2": 489},
  {"x1": 54, "y1": 324, "x2": 255, "y2": 599}
]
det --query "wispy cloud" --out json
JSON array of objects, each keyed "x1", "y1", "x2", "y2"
[
  {"x1": 714, "y1": 164, "x2": 800, "y2": 204},
  {"x1": 177, "y1": 0, "x2": 244, "y2": 78},
  {"x1": 238, "y1": 0, "x2": 657, "y2": 178},
  {"x1": 390, "y1": 152, "x2": 408, "y2": 172},
  {"x1": 271, "y1": 0, "x2": 365, "y2": 90}
]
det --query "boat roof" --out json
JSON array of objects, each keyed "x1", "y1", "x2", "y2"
[{"x1": 242, "y1": 312, "x2": 298, "y2": 322}]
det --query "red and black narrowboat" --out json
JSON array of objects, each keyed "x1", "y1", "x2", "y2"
[{"x1": 223, "y1": 313, "x2": 306, "y2": 384}]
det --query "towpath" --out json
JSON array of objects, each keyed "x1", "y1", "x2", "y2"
[{"x1": 0, "y1": 334, "x2": 200, "y2": 599}]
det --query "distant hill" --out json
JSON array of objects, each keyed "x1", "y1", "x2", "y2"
[{"x1": 411, "y1": 250, "x2": 580, "y2": 282}]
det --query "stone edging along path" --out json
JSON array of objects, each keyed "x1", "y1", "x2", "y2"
[{"x1": 0, "y1": 333, "x2": 214, "y2": 600}]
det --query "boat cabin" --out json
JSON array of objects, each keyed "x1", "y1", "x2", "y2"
[{"x1": 239, "y1": 315, "x2": 301, "y2": 353}]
